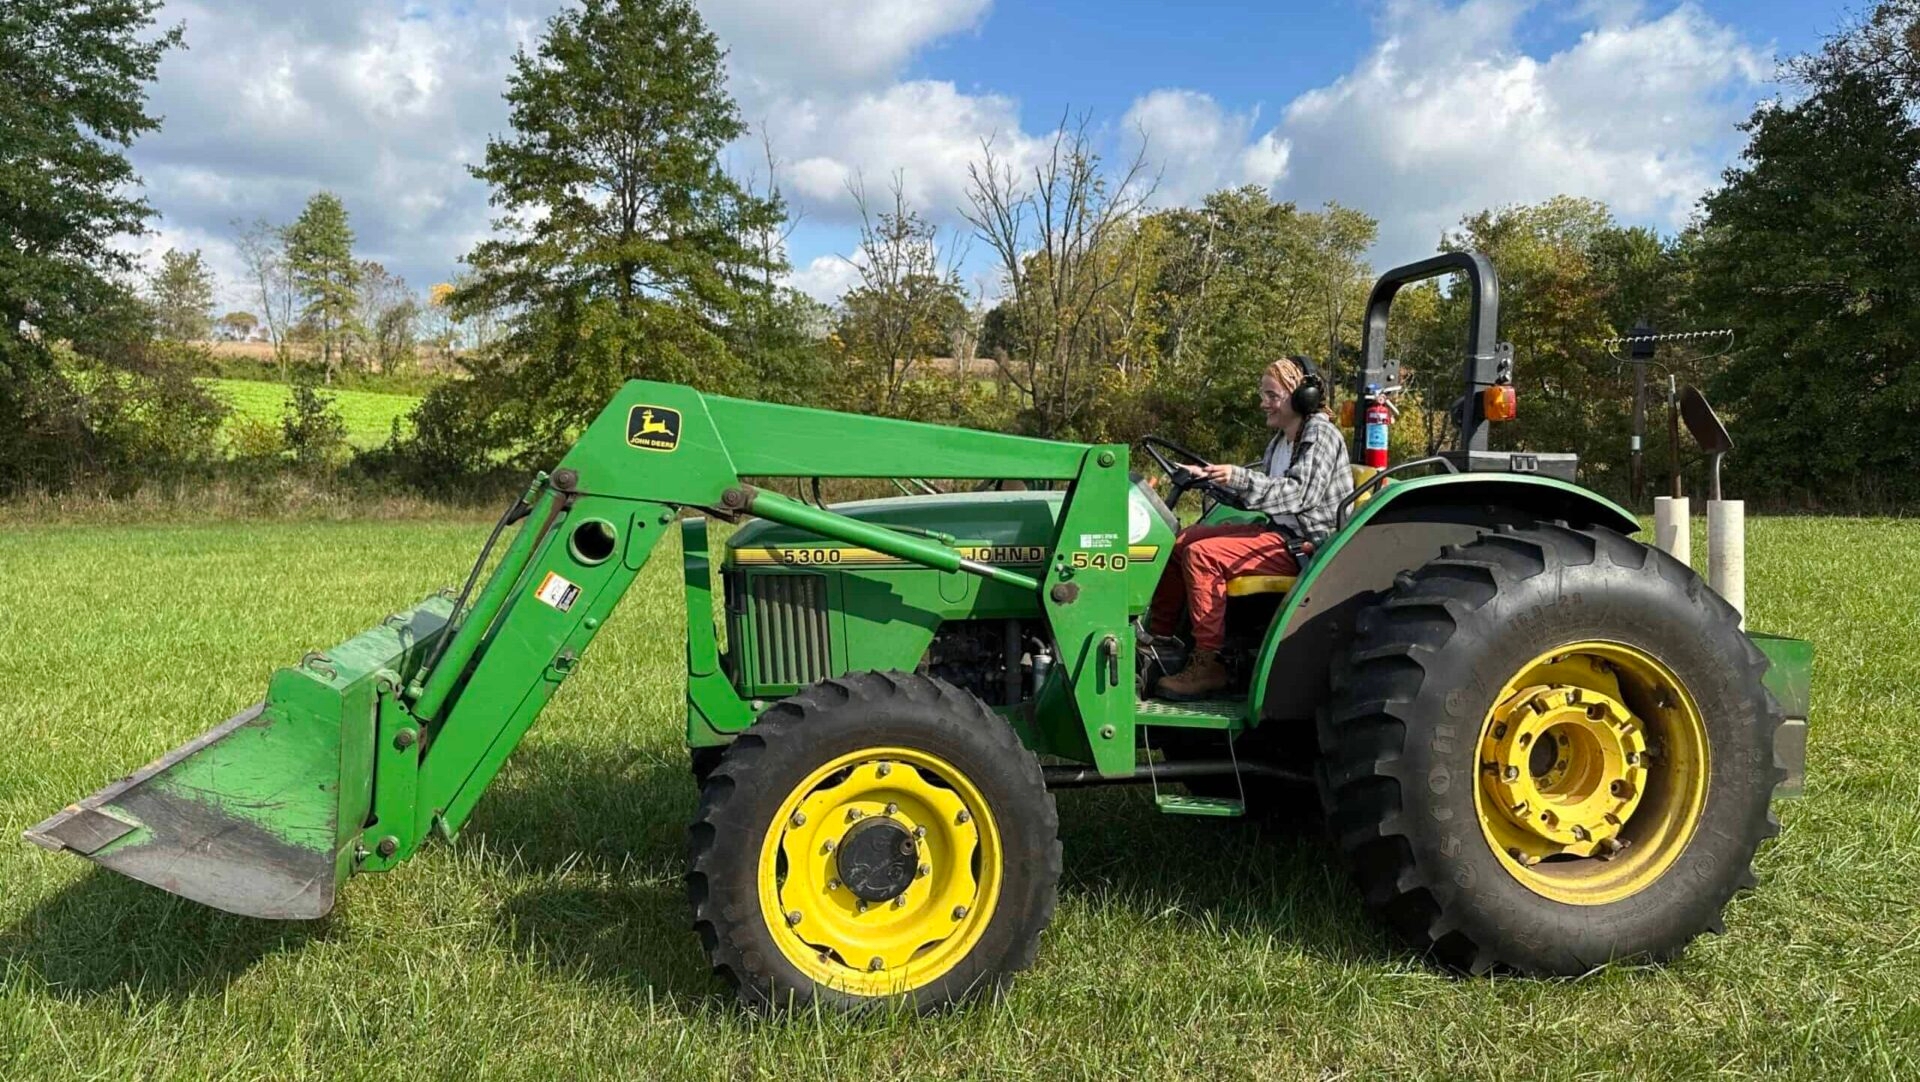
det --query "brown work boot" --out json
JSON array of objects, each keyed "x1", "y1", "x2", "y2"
[{"x1": 1156, "y1": 648, "x2": 1229, "y2": 702}]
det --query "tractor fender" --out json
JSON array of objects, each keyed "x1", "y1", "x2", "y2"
[{"x1": 1248, "y1": 474, "x2": 1638, "y2": 724}]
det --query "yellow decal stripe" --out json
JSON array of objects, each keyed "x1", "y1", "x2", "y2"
[{"x1": 733, "y1": 543, "x2": 1163, "y2": 567}]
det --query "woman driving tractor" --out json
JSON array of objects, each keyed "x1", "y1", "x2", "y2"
[{"x1": 1146, "y1": 356, "x2": 1354, "y2": 700}]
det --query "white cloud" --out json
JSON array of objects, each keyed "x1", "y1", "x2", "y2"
[
  {"x1": 702, "y1": 0, "x2": 989, "y2": 90},
  {"x1": 764, "y1": 80, "x2": 1045, "y2": 217},
  {"x1": 126, "y1": 0, "x2": 531, "y2": 308},
  {"x1": 1272, "y1": 0, "x2": 1770, "y2": 262},
  {"x1": 788, "y1": 253, "x2": 864, "y2": 303},
  {"x1": 117, "y1": 0, "x2": 1775, "y2": 312},
  {"x1": 1122, "y1": 89, "x2": 1291, "y2": 206}
]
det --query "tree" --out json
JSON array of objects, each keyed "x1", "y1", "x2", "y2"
[
  {"x1": 1693, "y1": 65, "x2": 1920, "y2": 504},
  {"x1": 1790, "y1": 1, "x2": 1920, "y2": 100},
  {"x1": 0, "y1": 0, "x2": 201, "y2": 492},
  {"x1": 442, "y1": 0, "x2": 785, "y2": 460},
  {"x1": 1437, "y1": 198, "x2": 1621, "y2": 473},
  {"x1": 354, "y1": 262, "x2": 418, "y2": 373},
  {"x1": 284, "y1": 192, "x2": 360, "y2": 381},
  {"x1": 0, "y1": 0, "x2": 180, "y2": 349},
  {"x1": 964, "y1": 118, "x2": 1156, "y2": 439},
  {"x1": 234, "y1": 217, "x2": 299, "y2": 374},
  {"x1": 831, "y1": 176, "x2": 970, "y2": 414},
  {"x1": 148, "y1": 248, "x2": 216, "y2": 342},
  {"x1": 216, "y1": 311, "x2": 259, "y2": 341}
]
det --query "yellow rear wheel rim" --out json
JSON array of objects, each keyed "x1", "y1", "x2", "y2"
[
  {"x1": 756, "y1": 746, "x2": 1002, "y2": 997},
  {"x1": 1474, "y1": 642, "x2": 1710, "y2": 905}
]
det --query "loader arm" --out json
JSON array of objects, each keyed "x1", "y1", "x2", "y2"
[{"x1": 29, "y1": 381, "x2": 1142, "y2": 918}]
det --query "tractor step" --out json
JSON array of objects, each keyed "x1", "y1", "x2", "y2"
[
  {"x1": 1136, "y1": 698, "x2": 1247, "y2": 731},
  {"x1": 1153, "y1": 793, "x2": 1246, "y2": 817}
]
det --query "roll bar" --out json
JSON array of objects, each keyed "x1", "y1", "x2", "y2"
[{"x1": 1353, "y1": 252, "x2": 1505, "y2": 455}]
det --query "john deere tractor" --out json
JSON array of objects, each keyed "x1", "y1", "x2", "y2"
[{"x1": 29, "y1": 254, "x2": 1812, "y2": 1010}]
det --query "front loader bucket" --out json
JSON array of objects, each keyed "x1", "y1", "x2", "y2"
[{"x1": 25, "y1": 595, "x2": 454, "y2": 920}]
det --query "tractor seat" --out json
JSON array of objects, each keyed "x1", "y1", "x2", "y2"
[
  {"x1": 1225, "y1": 574, "x2": 1296, "y2": 597},
  {"x1": 1220, "y1": 466, "x2": 1386, "y2": 600}
]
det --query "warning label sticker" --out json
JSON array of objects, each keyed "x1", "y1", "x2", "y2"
[
  {"x1": 535, "y1": 571, "x2": 581, "y2": 613},
  {"x1": 1079, "y1": 532, "x2": 1119, "y2": 550}
]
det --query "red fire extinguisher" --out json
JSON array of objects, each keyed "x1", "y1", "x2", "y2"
[{"x1": 1362, "y1": 390, "x2": 1392, "y2": 469}]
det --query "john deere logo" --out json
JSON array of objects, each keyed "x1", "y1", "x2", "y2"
[{"x1": 626, "y1": 405, "x2": 681, "y2": 452}]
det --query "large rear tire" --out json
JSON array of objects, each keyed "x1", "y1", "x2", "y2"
[
  {"x1": 687, "y1": 671, "x2": 1059, "y2": 1011},
  {"x1": 1318, "y1": 523, "x2": 1783, "y2": 974}
]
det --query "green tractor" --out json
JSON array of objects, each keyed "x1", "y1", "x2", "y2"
[{"x1": 29, "y1": 254, "x2": 1811, "y2": 1010}]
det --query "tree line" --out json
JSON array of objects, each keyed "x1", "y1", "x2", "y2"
[{"x1": 6, "y1": 0, "x2": 1919, "y2": 507}]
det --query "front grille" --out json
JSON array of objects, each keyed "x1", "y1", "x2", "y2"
[{"x1": 746, "y1": 574, "x2": 831, "y2": 687}]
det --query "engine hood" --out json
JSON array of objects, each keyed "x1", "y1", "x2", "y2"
[{"x1": 724, "y1": 485, "x2": 1177, "y2": 568}]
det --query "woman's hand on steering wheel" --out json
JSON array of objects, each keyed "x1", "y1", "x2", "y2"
[{"x1": 1139, "y1": 435, "x2": 1242, "y2": 511}]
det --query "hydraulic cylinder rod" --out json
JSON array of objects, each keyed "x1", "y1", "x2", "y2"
[
  {"x1": 729, "y1": 485, "x2": 1042, "y2": 592},
  {"x1": 411, "y1": 482, "x2": 564, "y2": 720}
]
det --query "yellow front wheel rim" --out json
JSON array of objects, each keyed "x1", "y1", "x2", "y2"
[
  {"x1": 756, "y1": 746, "x2": 1001, "y2": 996},
  {"x1": 1474, "y1": 642, "x2": 1710, "y2": 905}
]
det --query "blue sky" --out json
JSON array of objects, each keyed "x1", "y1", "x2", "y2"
[{"x1": 128, "y1": 0, "x2": 1856, "y2": 310}]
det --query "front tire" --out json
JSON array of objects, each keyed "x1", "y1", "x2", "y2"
[
  {"x1": 687, "y1": 671, "x2": 1060, "y2": 1011},
  {"x1": 1319, "y1": 523, "x2": 1783, "y2": 974}
]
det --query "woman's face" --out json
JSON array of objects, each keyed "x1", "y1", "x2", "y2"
[{"x1": 1259, "y1": 373, "x2": 1296, "y2": 430}]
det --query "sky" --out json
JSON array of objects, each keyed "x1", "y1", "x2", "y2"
[{"x1": 123, "y1": 0, "x2": 1857, "y2": 312}]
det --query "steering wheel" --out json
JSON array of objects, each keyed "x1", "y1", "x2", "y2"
[{"x1": 1139, "y1": 435, "x2": 1242, "y2": 512}]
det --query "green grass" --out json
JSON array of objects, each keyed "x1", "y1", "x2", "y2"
[
  {"x1": 1, "y1": 515, "x2": 1916, "y2": 1079},
  {"x1": 206, "y1": 378, "x2": 421, "y2": 450}
]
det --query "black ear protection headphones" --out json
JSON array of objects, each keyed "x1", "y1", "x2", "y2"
[{"x1": 1287, "y1": 355, "x2": 1325, "y2": 416}]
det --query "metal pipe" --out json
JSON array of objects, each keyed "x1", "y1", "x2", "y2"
[
  {"x1": 733, "y1": 486, "x2": 1042, "y2": 592},
  {"x1": 1042, "y1": 760, "x2": 1310, "y2": 789},
  {"x1": 411, "y1": 483, "x2": 563, "y2": 720},
  {"x1": 1003, "y1": 618, "x2": 1023, "y2": 707}
]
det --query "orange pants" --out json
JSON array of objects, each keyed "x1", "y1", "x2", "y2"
[{"x1": 1147, "y1": 523, "x2": 1300, "y2": 652}]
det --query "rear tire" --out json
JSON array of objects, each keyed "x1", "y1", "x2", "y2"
[
  {"x1": 1318, "y1": 523, "x2": 1783, "y2": 974},
  {"x1": 687, "y1": 671, "x2": 1060, "y2": 1011}
]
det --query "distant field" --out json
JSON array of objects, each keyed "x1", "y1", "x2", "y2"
[
  {"x1": 205, "y1": 377, "x2": 421, "y2": 450},
  {"x1": 0, "y1": 514, "x2": 1913, "y2": 1079}
]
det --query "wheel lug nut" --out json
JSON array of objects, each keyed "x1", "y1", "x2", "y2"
[
  {"x1": 913, "y1": 826, "x2": 926, "y2": 839},
  {"x1": 1503, "y1": 766, "x2": 1519, "y2": 781},
  {"x1": 951, "y1": 905, "x2": 969, "y2": 920},
  {"x1": 847, "y1": 808, "x2": 865, "y2": 822},
  {"x1": 892, "y1": 896, "x2": 907, "y2": 909},
  {"x1": 917, "y1": 863, "x2": 930, "y2": 879},
  {"x1": 868, "y1": 957, "x2": 885, "y2": 972},
  {"x1": 857, "y1": 899, "x2": 870, "y2": 913},
  {"x1": 884, "y1": 802, "x2": 898, "y2": 816},
  {"x1": 785, "y1": 910, "x2": 802, "y2": 927},
  {"x1": 821, "y1": 838, "x2": 836, "y2": 853},
  {"x1": 1572, "y1": 825, "x2": 1590, "y2": 841},
  {"x1": 876, "y1": 763, "x2": 892, "y2": 777},
  {"x1": 826, "y1": 878, "x2": 841, "y2": 891},
  {"x1": 1493, "y1": 723, "x2": 1507, "y2": 739},
  {"x1": 789, "y1": 811, "x2": 806, "y2": 828},
  {"x1": 955, "y1": 810, "x2": 971, "y2": 825}
]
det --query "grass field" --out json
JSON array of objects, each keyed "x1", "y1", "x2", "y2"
[
  {"x1": 1, "y1": 514, "x2": 1915, "y2": 1079},
  {"x1": 206, "y1": 378, "x2": 422, "y2": 450}
]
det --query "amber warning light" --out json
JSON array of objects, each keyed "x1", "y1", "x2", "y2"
[{"x1": 1484, "y1": 384, "x2": 1518, "y2": 422}]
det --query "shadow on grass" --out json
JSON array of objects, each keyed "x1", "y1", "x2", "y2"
[
  {"x1": 1051, "y1": 784, "x2": 1394, "y2": 969},
  {"x1": 468, "y1": 740, "x2": 725, "y2": 1007},
  {"x1": 479, "y1": 741, "x2": 1399, "y2": 999},
  {"x1": 1, "y1": 741, "x2": 1391, "y2": 1009},
  {"x1": 0, "y1": 868, "x2": 328, "y2": 1000}
]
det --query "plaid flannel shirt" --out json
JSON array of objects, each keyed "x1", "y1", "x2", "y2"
[{"x1": 1222, "y1": 412, "x2": 1354, "y2": 543}]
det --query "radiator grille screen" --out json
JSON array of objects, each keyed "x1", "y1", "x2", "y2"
[{"x1": 746, "y1": 574, "x2": 831, "y2": 687}]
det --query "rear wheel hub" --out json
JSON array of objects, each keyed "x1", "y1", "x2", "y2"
[{"x1": 1482, "y1": 684, "x2": 1647, "y2": 855}]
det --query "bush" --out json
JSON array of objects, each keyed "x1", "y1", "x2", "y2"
[
  {"x1": 280, "y1": 380, "x2": 349, "y2": 470},
  {"x1": 1, "y1": 339, "x2": 228, "y2": 497}
]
